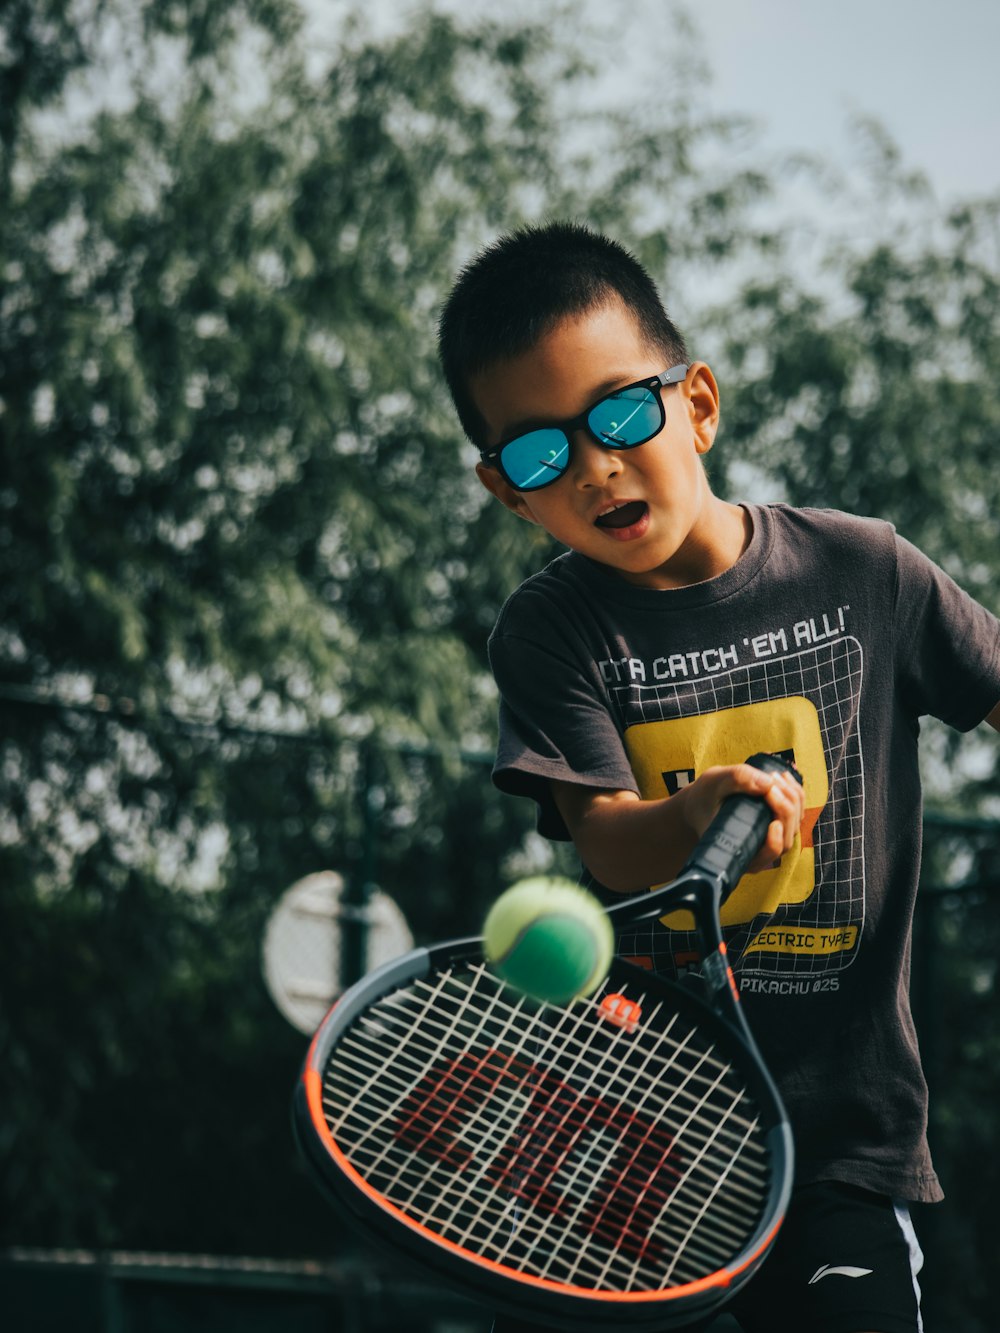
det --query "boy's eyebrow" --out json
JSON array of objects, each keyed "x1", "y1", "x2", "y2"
[{"x1": 499, "y1": 371, "x2": 644, "y2": 439}]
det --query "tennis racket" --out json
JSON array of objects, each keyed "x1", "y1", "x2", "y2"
[{"x1": 294, "y1": 752, "x2": 800, "y2": 1331}]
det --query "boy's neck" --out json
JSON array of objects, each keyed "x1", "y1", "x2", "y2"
[{"x1": 606, "y1": 499, "x2": 752, "y2": 592}]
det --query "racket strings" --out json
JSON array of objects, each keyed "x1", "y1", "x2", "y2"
[
  {"x1": 321, "y1": 961, "x2": 771, "y2": 1293},
  {"x1": 328, "y1": 1006, "x2": 766, "y2": 1242},
  {"x1": 333, "y1": 982, "x2": 763, "y2": 1168},
  {"x1": 441, "y1": 983, "x2": 761, "y2": 1287},
  {"x1": 331, "y1": 996, "x2": 766, "y2": 1207},
  {"x1": 324, "y1": 971, "x2": 766, "y2": 1290},
  {"x1": 325, "y1": 1013, "x2": 764, "y2": 1290}
]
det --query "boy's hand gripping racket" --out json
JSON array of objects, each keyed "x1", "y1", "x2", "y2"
[{"x1": 294, "y1": 753, "x2": 800, "y2": 1331}]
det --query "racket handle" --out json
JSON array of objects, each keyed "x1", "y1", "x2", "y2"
[{"x1": 683, "y1": 753, "x2": 802, "y2": 896}]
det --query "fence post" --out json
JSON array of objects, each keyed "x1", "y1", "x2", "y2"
[{"x1": 339, "y1": 741, "x2": 379, "y2": 990}]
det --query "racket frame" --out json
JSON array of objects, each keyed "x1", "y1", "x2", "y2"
[
  {"x1": 294, "y1": 754, "x2": 799, "y2": 1329},
  {"x1": 295, "y1": 877, "x2": 792, "y2": 1329}
]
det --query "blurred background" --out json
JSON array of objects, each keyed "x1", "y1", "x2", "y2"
[{"x1": 2, "y1": 1, "x2": 999, "y2": 1329}]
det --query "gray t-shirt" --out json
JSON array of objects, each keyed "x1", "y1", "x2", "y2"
[{"x1": 488, "y1": 503, "x2": 1000, "y2": 1202}]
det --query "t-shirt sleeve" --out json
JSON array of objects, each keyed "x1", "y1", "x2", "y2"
[
  {"x1": 488, "y1": 616, "x2": 639, "y2": 840},
  {"x1": 893, "y1": 535, "x2": 1000, "y2": 730}
]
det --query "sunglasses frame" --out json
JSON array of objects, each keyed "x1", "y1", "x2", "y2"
[{"x1": 480, "y1": 363, "x2": 690, "y2": 492}]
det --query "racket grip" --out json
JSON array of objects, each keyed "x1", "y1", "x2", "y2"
[{"x1": 683, "y1": 753, "x2": 802, "y2": 896}]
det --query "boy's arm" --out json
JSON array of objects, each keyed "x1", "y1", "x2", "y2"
[{"x1": 551, "y1": 764, "x2": 805, "y2": 896}]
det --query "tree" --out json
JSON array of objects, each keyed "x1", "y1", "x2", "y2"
[
  {"x1": 712, "y1": 128, "x2": 1000, "y2": 619},
  {"x1": 0, "y1": 0, "x2": 783, "y2": 1252}
]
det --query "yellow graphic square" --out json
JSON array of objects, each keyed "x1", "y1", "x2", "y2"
[{"x1": 624, "y1": 697, "x2": 828, "y2": 928}]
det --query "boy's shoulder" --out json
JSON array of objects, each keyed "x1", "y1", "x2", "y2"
[
  {"x1": 768, "y1": 503, "x2": 911, "y2": 581},
  {"x1": 491, "y1": 551, "x2": 591, "y2": 636},
  {"x1": 766, "y1": 502, "x2": 897, "y2": 550}
]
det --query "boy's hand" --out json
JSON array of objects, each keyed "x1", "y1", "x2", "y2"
[
  {"x1": 675, "y1": 762, "x2": 805, "y2": 875},
  {"x1": 552, "y1": 759, "x2": 805, "y2": 894}
]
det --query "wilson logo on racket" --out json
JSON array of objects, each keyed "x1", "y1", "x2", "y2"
[{"x1": 394, "y1": 1047, "x2": 684, "y2": 1261}]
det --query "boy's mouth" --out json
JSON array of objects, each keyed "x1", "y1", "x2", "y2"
[{"x1": 595, "y1": 500, "x2": 648, "y2": 530}]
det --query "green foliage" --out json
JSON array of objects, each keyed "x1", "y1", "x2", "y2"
[
  {"x1": 914, "y1": 827, "x2": 1000, "y2": 1332},
  {"x1": 1, "y1": 0, "x2": 775, "y2": 1253},
  {"x1": 712, "y1": 134, "x2": 1000, "y2": 615},
  {"x1": 1, "y1": 0, "x2": 783, "y2": 905}
]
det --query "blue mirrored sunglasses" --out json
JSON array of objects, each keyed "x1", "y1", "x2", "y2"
[{"x1": 481, "y1": 364, "x2": 689, "y2": 492}]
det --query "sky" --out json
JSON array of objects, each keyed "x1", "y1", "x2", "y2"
[
  {"x1": 689, "y1": 0, "x2": 1000, "y2": 205},
  {"x1": 315, "y1": 0, "x2": 1000, "y2": 209}
]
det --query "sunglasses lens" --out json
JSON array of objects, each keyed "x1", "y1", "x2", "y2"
[
  {"x1": 499, "y1": 429, "x2": 570, "y2": 490},
  {"x1": 588, "y1": 386, "x2": 662, "y2": 447},
  {"x1": 495, "y1": 384, "x2": 664, "y2": 490}
]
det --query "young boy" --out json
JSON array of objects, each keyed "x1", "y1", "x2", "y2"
[{"x1": 438, "y1": 222, "x2": 1000, "y2": 1333}]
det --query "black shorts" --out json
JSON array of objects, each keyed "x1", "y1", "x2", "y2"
[
  {"x1": 727, "y1": 1180, "x2": 925, "y2": 1333},
  {"x1": 490, "y1": 1181, "x2": 925, "y2": 1333}
]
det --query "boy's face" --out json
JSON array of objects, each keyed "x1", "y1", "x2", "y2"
[{"x1": 471, "y1": 302, "x2": 736, "y2": 590}]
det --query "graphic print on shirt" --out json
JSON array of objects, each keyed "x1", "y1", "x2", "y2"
[{"x1": 612, "y1": 635, "x2": 864, "y2": 985}]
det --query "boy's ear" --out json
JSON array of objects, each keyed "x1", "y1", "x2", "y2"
[
  {"x1": 684, "y1": 362, "x2": 721, "y2": 455},
  {"x1": 475, "y1": 460, "x2": 541, "y2": 524}
]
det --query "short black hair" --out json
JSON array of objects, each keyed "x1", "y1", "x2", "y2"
[{"x1": 438, "y1": 221, "x2": 688, "y2": 449}]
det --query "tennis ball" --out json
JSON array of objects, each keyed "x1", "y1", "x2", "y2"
[{"x1": 482, "y1": 876, "x2": 614, "y2": 1006}]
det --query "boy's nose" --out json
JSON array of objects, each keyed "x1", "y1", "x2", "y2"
[{"x1": 570, "y1": 431, "x2": 623, "y2": 487}]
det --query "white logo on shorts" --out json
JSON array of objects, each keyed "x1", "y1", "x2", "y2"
[{"x1": 808, "y1": 1264, "x2": 874, "y2": 1284}]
